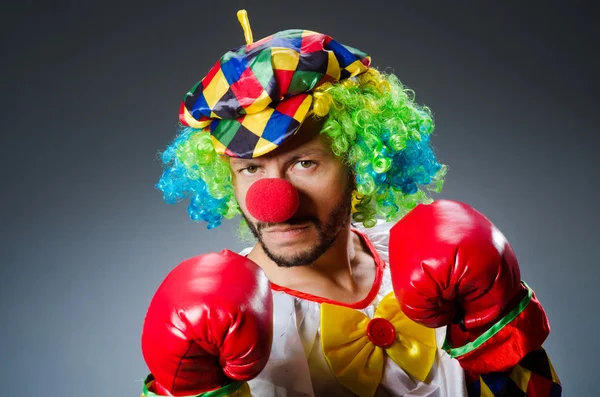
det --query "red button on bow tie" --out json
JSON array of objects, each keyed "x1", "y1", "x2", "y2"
[{"x1": 366, "y1": 317, "x2": 396, "y2": 348}]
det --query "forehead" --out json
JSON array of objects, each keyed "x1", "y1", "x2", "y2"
[{"x1": 230, "y1": 117, "x2": 333, "y2": 164}]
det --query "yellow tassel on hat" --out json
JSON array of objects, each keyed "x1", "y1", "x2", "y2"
[{"x1": 237, "y1": 10, "x2": 254, "y2": 45}]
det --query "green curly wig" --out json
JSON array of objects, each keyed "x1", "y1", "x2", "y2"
[{"x1": 156, "y1": 68, "x2": 446, "y2": 229}]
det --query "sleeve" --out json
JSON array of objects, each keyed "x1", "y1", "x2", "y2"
[
  {"x1": 463, "y1": 349, "x2": 561, "y2": 397},
  {"x1": 441, "y1": 283, "x2": 562, "y2": 396}
]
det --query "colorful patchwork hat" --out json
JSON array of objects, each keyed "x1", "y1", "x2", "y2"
[{"x1": 179, "y1": 10, "x2": 371, "y2": 158}]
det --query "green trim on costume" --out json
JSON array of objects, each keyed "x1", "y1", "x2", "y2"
[
  {"x1": 442, "y1": 281, "x2": 533, "y2": 358},
  {"x1": 142, "y1": 374, "x2": 244, "y2": 397}
]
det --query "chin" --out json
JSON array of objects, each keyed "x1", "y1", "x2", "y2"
[{"x1": 267, "y1": 246, "x2": 322, "y2": 268}]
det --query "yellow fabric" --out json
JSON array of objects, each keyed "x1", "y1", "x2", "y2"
[
  {"x1": 240, "y1": 106, "x2": 274, "y2": 136},
  {"x1": 272, "y1": 47, "x2": 300, "y2": 71},
  {"x1": 239, "y1": 90, "x2": 272, "y2": 116},
  {"x1": 254, "y1": 138, "x2": 278, "y2": 155},
  {"x1": 236, "y1": 10, "x2": 253, "y2": 45},
  {"x1": 325, "y1": 50, "x2": 341, "y2": 80},
  {"x1": 509, "y1": 365, "x2": 532, "y2": 393},
  {"x1": 182, "y1": 106, "x2": 210, "y2": 129},
  {"x1": 321, "y1": 292, "x2": 436, "y2": 397},
  {"x1": 346, "y1": 58, "x2": 372, "y2": 78},
  {"x1": 479, "y1": 380, "x2": 495, "y2": 397},
  {"x1": 204, "y1": 69, "x2": 230, "y2": 110},
  {"x1": 292, "y1": 95, "x2": 313, "y2": 122}
]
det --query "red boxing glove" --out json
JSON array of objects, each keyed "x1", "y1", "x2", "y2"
[
  {"x1": 389, "y1": 200, "x2": 525, "y2": 331},
  {"x1": 141, "y1": 250, "x2": 273, "y2": 396}
]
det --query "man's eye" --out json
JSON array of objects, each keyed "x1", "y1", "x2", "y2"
[
  {"x1": 296, "y1": 160, "x2": 315, "y2": 169},
  {"x1": 243, "y1": 166, "x2": 259, "y2": 174}
]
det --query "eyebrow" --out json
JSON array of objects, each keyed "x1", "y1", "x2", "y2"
[
  {"x1": 285, "y1": 148, "x2": 330, "y2": 161},
  {"x1": 230, "y1": 148, "x2": 331, "y2": 167}
]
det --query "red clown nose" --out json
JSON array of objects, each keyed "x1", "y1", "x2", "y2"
[{"x1": 246, "y1": 178, "x2": 299, "y2": 223}]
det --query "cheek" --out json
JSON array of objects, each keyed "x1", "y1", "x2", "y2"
[
  {"x1": 296, "y1": 168, "x2": 350, "y2": 213},
  {"x1": 232, "y1": 178, "x2": 249, "y2": 214}
]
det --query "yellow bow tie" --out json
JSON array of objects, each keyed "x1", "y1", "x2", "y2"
[{"x1": 320, "y1": 292, "x2": 436, "y2": 397}]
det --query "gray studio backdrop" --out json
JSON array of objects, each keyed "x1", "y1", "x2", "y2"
[{"x1": 2, "y1": 0, "x2": 598, "y2": 396}]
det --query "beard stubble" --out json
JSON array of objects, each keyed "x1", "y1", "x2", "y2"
[{"x1": 243, "y1": 177, "x2": 355, "y2": 268}]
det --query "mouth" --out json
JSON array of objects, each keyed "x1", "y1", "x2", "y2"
[
  {"x1": 264, "y1": 223, "x2": 310, "y2": 233},
  {"x1": 263, "y1": 224, "x2": 311, "y2": 241}
]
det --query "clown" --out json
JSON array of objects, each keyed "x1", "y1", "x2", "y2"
[{"x1": 141, "y1": 11, "x2": 561, "y2": 397}]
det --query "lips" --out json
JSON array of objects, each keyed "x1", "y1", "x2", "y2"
[
  {"x1": 258, "y1": 216, "x2": 317, "y2": 235},
  {"x1": 264, "y1": 225, "x2": 309, "y2": 234}
]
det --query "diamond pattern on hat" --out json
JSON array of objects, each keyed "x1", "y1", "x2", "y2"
[
  {"x1": 241, "y1": 107, "x2": 274, "y2": 137},
  {"x1": 297, "y1": 50, "x2": 329, "y2": 73},
  {"x1": 276, "y1": 94, "x2": 311, "y2": 118},
  {"x1": 301, "y1": 32, "x2": 330, "y2": 53},
  {"x1": 249, "y1": 48, "x2": 275, "y2": 88},
  {"x1": 230, "y1": 68, "x2": 266, "y2": 108},
  {"x1": 261, "y1": 111, "x2": 297, "y2": 145},
  {"x1": 200, "y1": 61, "x2": 223, "y2": 90},
  {"x1": 210, "y1": 118, "x2": 241, "y2": 148},
  {"x1": 289, "y1": 71, "x2": 324, "y2": 94},
  {"x1": 211, "y1": 88, "x2": 242, "y2": 119},
  {"x1": 276, "y1": 29, "x2": 304, "y2": 39},
  {"x1": 292, "y1": 95, "x2": 313, "y2": 122},
  {"x1": 225, "y1": 124, "x2": 261, "y2": 158},
  {"x1": 179, "y1": 29, "x2": 370, "y2": 158},
  {"x1": 274, "y1": 69, "x2": 295, "y2": 98},
  {"x1": 272, "y1": 47, "x2": 300, "y2": 71},
  {"x1": 325, "y1": 50, "x2": 341, "y2": 80},
  {"x1": 202, "y1": 68, "x2": 230, "y2": 109},
  {"x1": 243, "y1": 90, "x2": 272, "y2": 114},
  {"x1": 345, "y1": 59, "x2": 371, "y2": 79},
  {"x1": 245, "y1": 34, "x2": 274, "y2": 53},
  {"x1": 327, "y1": 39, "x2": 361, "y2": 68},
  {"x1": 253, "y1": 138, "x2": 279, "y2": 157},
  {"x1": 187, "y1": 87, "x2": 211, "y2": 120},
  {"x1": 270, "y1": 36, "x2": 302, "y2": 52},
  {"x1": 220, "y1": 53, "x2": 248, "y2": 85}
]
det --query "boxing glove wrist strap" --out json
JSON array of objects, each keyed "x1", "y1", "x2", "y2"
[
  {"x1": 443, "y1": 281, "x2": 532, "y2": 357},
  {"x1": 142, "y1": 374, "x2": 250, "y2": 397},
  {"x1": 442, "y1": 281, "x2": 550, "y2": 374}
]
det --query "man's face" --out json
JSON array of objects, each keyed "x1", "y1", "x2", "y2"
[{"x1": 230, "y1": 117, "x2": 354, "y2": 268}]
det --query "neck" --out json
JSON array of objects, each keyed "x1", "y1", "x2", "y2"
[{"x1": 247, "y1": 223, "x2": 358, "y2": 291}]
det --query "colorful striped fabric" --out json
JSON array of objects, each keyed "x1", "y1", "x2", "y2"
[
  {"x1": 468, "y1": 348, "x2": 562, "y2": 396},
  {"x1": 179, "y1": 29, "x2": 371, "y2": 158}
]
